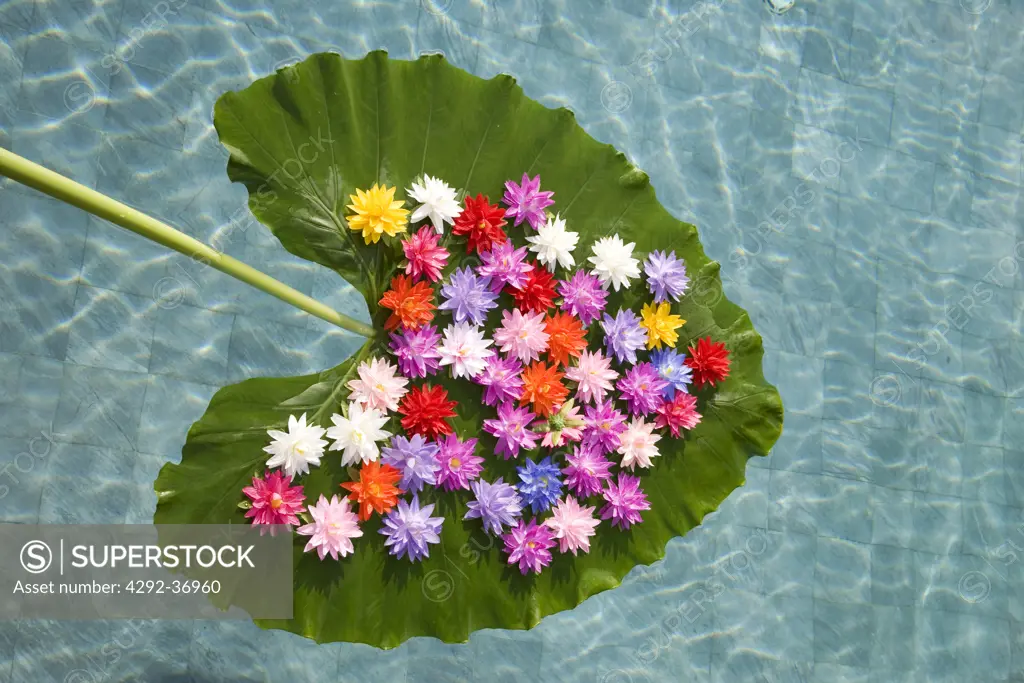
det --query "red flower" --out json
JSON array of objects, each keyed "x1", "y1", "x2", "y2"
[
  {"x1": 684, "y1": 337, "x2": 731, "y2": 388},
  {"x1": 543, "y1": 312, "x2": 587, "y2": 367},
  {"x1": 511, "y1": 263, "x2": 557, "y2": 314},
  {"x1": 379, "y1": 274, "x2": 436, "y2": 331},
  {"x1": 341, "y1": 461, "x2": 404, "y2": 521},
  {"x1": 452, "y1": 194, "x2": 508, "y2": 255},
  {"x1": 398, "y1": 384, "x2": 457, "y2": 439}
]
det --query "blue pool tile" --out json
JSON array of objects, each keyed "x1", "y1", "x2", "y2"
[
  {"x1": 915, "y1": 610, "x2": 1011, "y2": 679},
  {"x1": 137, "y1": 376, "x2": 217, "y2": 459},
  {"x1": 80, "y1": 216, "x2": 175, "y2": 301},
  {"x1": 960, "y1": 120, "x2": 1023, "y2": 186},
  {"x1": 226, "y1": 315, "x2": 321, "y2": 382},
  {"x1": 150, "y1": 303, "x2": 232, "y2": 385},
  {"x1": 11, "y1": 620, "x2": 117, "y2": 683},
  {"x1": 815, "y1": 537, "x2": 871, "y2": 603},
  {"x1": 39, "y1": 470, "x2": 133, "y2": 523},
  {"x1": 823, "y1": 360, "x2": 874, "y2": 424},
  {"x1": 770, "y1": 413, "x2": 822, "y2": 474},
  {"x1": 782, "y1": 237, "x2": 836, "y2": 303},
  {"x1": 1005, "y1": 450, "x2": 1024, "y2": 508},
  {"x1": 847, "y1": 26, "x2": 896, "y2": 92},
  {"x1": 822, "y1": 420, "x2": 874, "y2": 482},
  {"x1": 52, "y1": 364, "x2": 148, "y2": 451},
  {"x1": 868, "y1": 368, "x2": 921, "y2": 433},
  {"x1": 468, "y1": 631, "x2": 545, "y2": 683},
  {"x1": 33, "y1": 0, "x2": 122, "y2": 51},
  {"x1": 18, "y1": 35, "x2": 111, "y2": 129},
  {"x1": 801, "y1": 9, "x2": 852, "y2": 80},
  {"x1": 979, "y1": 72, "x2": 1024, "y2": 134},
  {"x1": 871, "y1": 605, "x2": 916, "y2": 671},
  {"x1": 969, "y1": 174, "x2": 1022, "y2": 235},
  {"x1": 825, "y1": 305, "x2": 875, "y2": 366},
  {"x1": 768, "y1": 470, "x2": 824, "y2": 537},
  {"x1": 835, "y1": 195, "x2": 883, "y2": 257},
  {"x1": 717, "y1": 466, "x2": 769, "y2": 528},
  {"x1": 751, "y1": 56, "x2": 799, "y2": 115},
  {"x1": 813, "y1": 601, "x2": 874, "y2": 668},
  {"x1": 0, "y1": 435, "x2": 49, "y2": 524},
  {"x1": 0, "y1": 355, "x2": 63, "y2": 440},
  {"x1": 871, "y1": 485, "x2": 915, "y2": 547},
  {"x1": 871, "y1": 544, "x2": 915, "y2": 607},
  {"x1": 0, "y1": 191, "x2": 89, "y2": 283},
  {"x1": 918, "y1": 380, "x2": 966, "y2": 444},
  {"x1": 0, "y1": 271, "x2": 76, "y2": 362},
  {"x1": 932, "y1": 164, "x2": 976, "y2": 224},
  {"x1": 0, "y1": 0, "x2": 35, "y2": 30},
  {"x1": 961, "y1": 332, "x2": 1007, "y2": 396},
  {"x1": 838, "y1": 139, "x2": 887, "y2": 201},
  {"x1": 883, "y1": 151, "x2": 936, "y2": 214},
  {"x1": 789, "y1": 67, "x2": 846, "y2": 134},
  {"x1": 537, "y1": 2, "x2": 651, "y2": 66},
  {"x1": 65, "y1": 285, "x2": 157, "y2": 374},
  {"x1": 960, "y1": 445, "x2": 1005, "y2": 505},
  {"x1": 695, "y1": 37, "x2": 758, "y2": 110},
  {"x1": 963, "y1": 390, "x2": 1005, "y2": 448},
  {"x1": 1005, "y1": 399, "x2": 1024, "y2": 453},
  {"x1": 940, "y1": 60, "x2": 984, "y2": 123},
  {"x1": 818, "y1": 475, "x2": 873, "y2": 543},
  {"x1": 841, "y1": 83, "x2": 892, "y2": 147},
  {"x1": 912, "y1": 436, "x2": 962, "y2": 497},
  {"x1": 415, "y1": 10, "x2": 482, "y2": 73},
  {"x1": 961, "y1": 499, "x2": 1016, "y2": 561},
  {"x1": 104, "y1": 63, "x2": 191, "y2": 150},
  {"x1": 770, "y1": 351, "x2": 824, "y2": 416},
  {"x1": 910, "y1": 492, "x2": 962, "y2": 555},
  {"x1": 760, "y1": 529, "x2": 815, "y2": 599}
]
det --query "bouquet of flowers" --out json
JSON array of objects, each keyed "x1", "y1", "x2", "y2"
[{"x1": 240, "y1": 173, "x2": 731, "y2": 575}]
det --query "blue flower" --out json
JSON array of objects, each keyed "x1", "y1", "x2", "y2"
[
  {"x1": 515, "y1": 457, "x2": 564, "y2": 514},
  {"x1": 650, "y1": 348, "x2": 693, "y2": 399}
]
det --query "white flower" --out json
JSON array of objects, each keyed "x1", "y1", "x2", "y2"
[
  {"x1": 263, "y1": 413, "x2": 328, "y2": 478},
  {"x1": 617, "y1": 417, "x2": 662, "y2": 470},
  {"x1": 588, "y1": 234, "x2": 641, "y2": 291},
  {"x1": 346, "y1": 356, "x2": 408, "y2": 413},
  {"x1": 437, "y1": 321, "x2": 495, "y2": 379},
  {"x1": 526, "y1": 213, "x2": 579, "y2": 272},
  {"x1": 407, "y1": 175, "x2": 463, "y2": 234},
  {"x1": 326, "y1": 402, "x2": 392, "y2": 467}
]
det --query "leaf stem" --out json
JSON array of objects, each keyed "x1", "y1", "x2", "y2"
[{"x1": 0, "y1": 148, "x2": 375, "y2": 339}]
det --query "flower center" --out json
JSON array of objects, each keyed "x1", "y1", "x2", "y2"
[
  {"x1": 270, "y1": 493, "x2": 283, "y2": 510},
  {"x1": 406, "y1": 457, "x2": 416, "y2": 470},
  {"x1": 601, "y1": 421, "x2": 610, "y2": 430},
  {"x1": 294, "y1": 443, "x2": 307, "y2": 455},
  {"x1": 634, "y1": 438, "x2": 646, "y2": 450},
  {"x1": 539, "y1": 477, "x2": 549, "y2": 488},
  {"x1": 584, "y1": 467, "x2": 594, "y2": 476},
  {"x1": 367, "y1": 483, "x2": 381, "y2": 498},
  {"x1": 640, "y1": 383, "x2": 648, "y2": 391},
  {"x1": 527, "y1": 541, "x2": 536, "y2": 549},
  {"x1": 375, "y1": 382, "x2": 386, "y2": 392},
  {"x1": 352, "y1": 430, "x2": 364, "y2": 443},
  {"x1": 549, "y1": 414, "x2": 565, "y2": 430},
  {"x1": 450, "y1": 457, "x2": 461, "y2": 470},
  {"x1": 478, "y1": 220, "x2": 489, "y2": 231}
]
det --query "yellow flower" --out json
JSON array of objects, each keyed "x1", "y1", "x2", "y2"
[
  {"x1": 345, "y1": 184, "x2": 409, "y2": 245},
  {"x1": 640, "y1": 301, "x2": 684, "y2": 349}
]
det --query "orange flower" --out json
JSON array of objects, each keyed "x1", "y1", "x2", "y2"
[
  {"x1": 544, "y1": 312, "x2": 586, "y2": 367},
  {"x1": 519, "y1": 361, "x2": 569, "y2": 417},
  {"x1": 341, "y1": 461, "x2": 404, "y2": 521},
  {"x1": 379, "y1": 274, "x2": 436, "y2": 331}
]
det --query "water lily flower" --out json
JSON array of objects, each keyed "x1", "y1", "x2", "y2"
[
  {"x1": 379, "y1": 495, "x2": 444, "y2": 562},
  {"x1": 685, "y1": 337, "x2": 731, "y2": 388},
  {"x1": 407, "y1": 175, "x2": 462, "y2": 234},
  {"x1": 510, "y1": 262, "x2": 558, "y2": 313},
  {"x1": 527, "y1": 213, "x2": 578, "y2": 271},
  {"x1": 242, "y1": 470, "x2": 305, "y2": 527},
  {"x1": 435, "y1": 434, "x2": 484, "y2": 491},
  {"x1": 341, "y1": 461, "x2": 404, "y2": 522},
  {"x1": 515, "y1": 456, "x2": 564, "y2": 514},
  {"x1": 558, "y1": 270, "x2": 608, "y2": 326},
  {"x1": 452, "y1": 193, "x2": 508, "y2": 254},
  {"x1": 564, "y1": 349, "x2": 618, "y2": 405},
  {"x1": 465, "y1": 477, "x2": 524, "y2": 536},
  {"x1": 346, "y1": 183, "x2": 409, "y2": 244},
  {"x1": 600, "y1": 309, "x2": 647, "y2": 365},
  {"x1": 437, "y1": 321, "x2": 495, "y2": 379},
  {"x1": 379, "y1": 274, "x2": 436, "y2": 331},
  {"x1": 582, "y1": 400, "x2": 627, "y2": 454},
  {"x1": 654, "y1": 392, "x2": 702, "y2": 436},
  {"x1": 503, "y1": 519, "x2": 556, "y2": 575},
  {"x1": 561, "y1": 444, "x2": 613, "y2": 498},
  {"x1": 588, "y1": 234, "x2": 641, "y2": 291},
  {"x1": 483, "y1": 402, "x2": 539, "y2": 459},
  {"x1": 438, "y1": 266, "x2": 498, "y2": 325},
  {"x1": 398, "y1": 384, "x2": 457, "y2": 439},
  {"x1": 640, "y1": 301, "x2": 684, "y2": 349},
  {"x1": 402, "y1": 226, "x2": 450, "y2": 282},
  {"x1": 617, "y1": 362, "x2": 669, "y2": 416},
  {"x1": 502, "y1": 173, "x2": 554, "y2": 230},
  {"x1": 380, "y1": 434, "x2": 441, "y2": 493},
  {"x1": 263, "y1": 412, "x2": 327, "y2": 478},
  {"x1": 346, "y1": 356, "x2": 408, "y2": 413},
  {"x1": 650, "y1": 347, "x2": 693, "y2": 399},
  {"x1": 544, "y1": 311, "x2": 587, "y2": 367},
  {"x1": 493, "y1": 308, "x2": 549, "y2": 364},
  {"x1": 326, "y1": 402, "x2": 392, "y2": 467},
  {"x1": 544, "y1": 496, "x2": 600, "y2": 555},
  {"x1": 297, "y1": 494, "x2": 362, "y2": 560},
  {"x1": 532, "y1": 398, "x2": 585, "y2": 448},
  {"x1": 616, "y1": 417, "x2": 662, "y2": 470},
  {"x1": 519, "y1": 361, "x2": 569, "y2": 417},
  {"x1": 474, "y1": 355, "x2": 525, "y2": 406},
  {"x1": 644, "y1": 250, "x2": 689, "y2": 303},
  {"x1": 388, "y1": 324, "x2": 442, "y2": 379},
  {"x1": 600, "y1": 473, "x2": 650, "y2": 530},
  {"x1": 477, "y1": 240, "x2": 533, "y2": 293}
]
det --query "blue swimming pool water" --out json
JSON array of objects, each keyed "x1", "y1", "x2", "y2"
[{"x1": 2, "y1": 0, "x2": 1023, "y2": 680}]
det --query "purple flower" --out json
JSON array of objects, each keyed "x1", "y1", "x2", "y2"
[
  {"x1": 435, "y1": 434, "x2": 484, "y2": 491},
  {"x1": 438, "y1": 266, "x2": 499, "y2": 325},
  {"x1": 600, "y1": 309, "x2": 647, "y2": 365},
  {"x1": 601, "y1": 473, "x2": 650, "y2": 530},
  {"x1": 502, "y1": 518, "x2": 556, "y2": 575},
  {"x1": 583, "y1": 400, "x2": 627, "y2": 454},
  {"x1": 617, "y1": 362, "x2": 669, "y2": 416},
  {"x1": 389, "y1": 325, "x2": 442, "y2": 378},
  {"x1": 465, "y1": 477, "x2": 523, "y2": 535},
  {"x1": 475, "y1": 356, "x2": 524, "y2": 406},
  {"x1": 562, "y1": 444, "x2": 613, "y2": 498},
  {"x1": 483, "y1": 402, "x2": 539, "y2": 459},
  {"x1": 645, "y1": 250, "x2": 690, "y2": 303},
  {"x1": 379, "y1": 495, "x2": 444, "y2": 562},
  {"x1": 650, "y1": 348, "x2": 692, "y2": 399},
  {"x1": 558, "y1": 270, "x2": 608, "y2": 327},
  {"x1": 477, "y1": 240, "x2": 534, "y2": 292},
  {"x1": 502, "y1": 173, "x2": 554, "y2": 231},
  {"x1": 380, "y1": 434, "x2": 440, "y2": 493}
]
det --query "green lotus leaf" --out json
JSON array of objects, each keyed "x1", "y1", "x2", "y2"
[{"x1": 152, "y1": 50, "x2": 784, "y2": 648}]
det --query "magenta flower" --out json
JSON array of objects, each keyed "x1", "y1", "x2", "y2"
[
  {"x1": 562, "y1": 444, "x2": 614, "y2": 498},
  {"x1": 617, "y1": 362, "x2": 669, "y2": 416},
  {"x1": 558, "y1": 270, "x2": 608, "y2": 326},
  {"x1": 477, "y1": 240, "x2": 534, "y2": 293},
  {"x1": 402, "y1": 225, "x2": 450, "y2": 282},
  {"x1": 564, "y1": 349, "x2": 618, "y2": 405},
  {"x1": 655, "y1": 392, "x2": 702, "y2": 437},
  {"x1": 583, "y1": 400, "x2": 627, "y2": 454},
  {"x1": 601, "y1": 473, "x2": 651, "y2": 530},
  {"x1": 493, "y1": 308, "x2": 549, "y2": 363},
  {"x1": 475, "y1": 355, "x2": 525, "y2": 406},
  {"x1": 435, "y1": 434, "x2": 485, "y2": 491},
  {"x1": 644, "y1": 250, "x2": 690, "y2": 303},
  {"x1": 438, "y1": 266, "x2": 499, "y2": 326},
  {"x1": 484, "y1": 402, "x2": 539, "y2": 459},
  {"x1": 242, "y1": 470, "x2": 305, "y2": 529},
  {"x1": 389, "y1": 325, "x2": 442, "y2": 378},
  {"x1": 502, "y1": 518, "x2": 556, "y2": 575},
  {"x1": 502, "y1": 173, "x2": 554, "y2": 231}
]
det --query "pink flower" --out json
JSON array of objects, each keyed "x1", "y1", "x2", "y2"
[
  {"x1": 493, "y1": 308, "x2": 549, "y2": 363},
  {"x1": 600, "y1": 474, "x2": 650, "y2": 530},
  {"x1": 655, "y1": 392, "x2": 702, "y2": 437},
  {"x1": 502, "y1": 518, "x2": 556, "y2": 575},
  {"x1": 297, "y1": 494, "x2": 362, "y2": 560},
  {"x1": 617, "y1": 417, "x2": 662, "y2": 470},
  {"x1": 544, "y1": 496, "x2": 600, "y2": 555},
  {"x1": 565, "y1": 349, "x2": 618, "y2": 405},
  {"x1": 532, "y1": 399, "x2": 585, "y2": 448},
  {"x1": 347, "y1": 356, "x2": 409, "y2": 413},
  {"x1": 242, "y1": 470, "x2": 305, "y2": 529},
  {"x1": 402, "y1": 225, "x2": 450, "y2": 282}
]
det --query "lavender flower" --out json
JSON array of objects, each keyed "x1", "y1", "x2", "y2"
[
  {"x1": 650, "y1": 348, "x2": 692, "y2": 399},
  {"x1": 435, "y1": 434, "x2": 484, "y2": 491},
  {"x1": 558, "y1": 270, "x2": 608, "y2": 326},
  {"x1": 388, "y1": 325, "x2": 442, "y2": 378},
  {"x1": 483, "y1": 402, "x2": 539, "y2": 459},
  {"x1": 477, "y1": 240, "x2": 534, "y2": 292},
  {"x1": 465, "y1": 477, "x2": 524, "y2": 535},
  {"x1": 583, "y1": 400, "x2": 627, "y2": 455},
  {"x1": 516, "y1": 456, "x2": 564, "y2": 514},
  {"x1": 475, "y1": 356, "x2": 525, "y2": 406},
  {"x1": 617, "y1": 362, "x2": 669, "y2": 416},
  {"x1": 379, "y1": 495, "x2": 444, "y2": 562},
  {"x1": 380, "y1": 434, "x2": 440, "y2": 493},
  {"x1": 502, "y1": 173, "x2": 554, "y2": 230},
  {"x1": 600, "y1": 309, "x2": 647, "y2": 365},
  {"x1": 644, "y1": 250, "x2": 690, "y2": 303},
  {"x1": 438, "y1": 267, "x2": 499, "y2": 325},
  {"x1": 562, "y1": 444, "x2": 614, "y2": 498}
]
